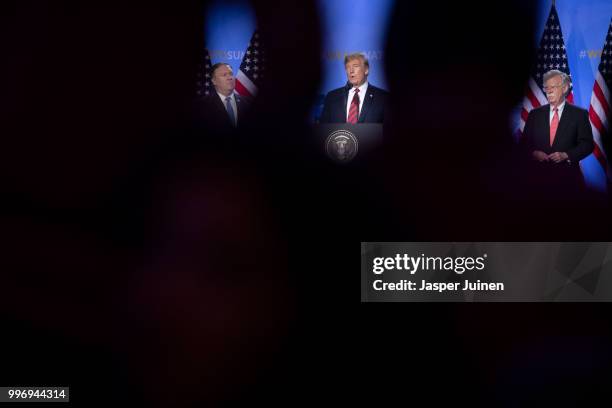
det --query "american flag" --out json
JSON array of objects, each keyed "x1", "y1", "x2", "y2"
[
  {"x1": 588, "y1": 18, "x2": 612, "y2": 181},
  {"x1": 196, "y1": 48, "x2": 213, "y2": 98},
  {"x1": 517, "y1": 3, "x2": 573, "y2": 138},
  {"x1": 235, "y1": 30, "x2": 265, "y2": 97}
]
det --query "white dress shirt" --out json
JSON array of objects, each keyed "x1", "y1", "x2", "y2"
[
  {"x1": 217, "y1": 91, "x2": 238, "y2": 126},
  {"x1": 346, "y1": 81, "x2": 369, "y2": 121},
  {"x1": 549, "y1": 100, "x2": 565, "y2": 124}
]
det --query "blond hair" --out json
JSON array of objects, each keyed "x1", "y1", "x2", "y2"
[{"x1": 344, "y1": 52, "x2": 369, "y2": 70}]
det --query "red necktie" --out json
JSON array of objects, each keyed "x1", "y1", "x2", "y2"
[
  {"x1": 347, "y1": 88, "x2": 360, "y2": 124},
  {"x1": 550, "y1": 107, "x2": 559, "y2": 146}
]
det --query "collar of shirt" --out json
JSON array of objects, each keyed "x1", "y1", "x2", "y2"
[
  {"x1": 549, "y1": 100, "x2": 565, "y2": 123},
  {"x1": 351, "y1": 81, "x2": 369, "y2": 98},
  {"x1": 217, "y1": 91, "x2": 235, "y2": 103},
  {"x1": 550, "y1": 100, "x2": 565, "y2": 115}
]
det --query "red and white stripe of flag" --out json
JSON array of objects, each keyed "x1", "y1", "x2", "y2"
[
  {"x1": 518, "y1": 77, "x2": 547, "y2": 134},
  {"x1": 235, "y1": 69, "x2": 257, "y2": 97},
  {"x1": 589, "y1": 70, "x2": 611, "y2": 180}
]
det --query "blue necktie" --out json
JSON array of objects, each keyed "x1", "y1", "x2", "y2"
[{"x1": 225, "y1": 96, "x2": 236, "y2": 127}]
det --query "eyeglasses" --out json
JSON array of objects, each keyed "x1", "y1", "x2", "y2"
[{"x1": 543, "y1": 84, "x2": 563, "y2": 91}]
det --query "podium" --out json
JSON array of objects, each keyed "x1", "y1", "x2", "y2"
[{"x1": 313, "y1": 123, "x2": 383, "y2": 163}]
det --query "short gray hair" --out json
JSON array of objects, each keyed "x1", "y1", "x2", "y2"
[{"x1": 543, "y1": 69, "x2": 571, "y2": 96}]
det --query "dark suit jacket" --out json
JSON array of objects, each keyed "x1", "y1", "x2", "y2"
[
  {"x1": 523, "y1": 102, "x2": 594, "y2": 191},
  {"x1": 196, "y1": 92, "x2": 251, "y2": 131},
  {"x1": 319, "y1": 83, "x2": 389, "y2": 124},
  {"x1": 524, "y1": 102, "x2": 593, "y2": 163}
]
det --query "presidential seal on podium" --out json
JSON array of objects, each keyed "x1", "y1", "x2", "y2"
[{"x1": 325, "y1": 129, "x2": 359, "y2": 163}]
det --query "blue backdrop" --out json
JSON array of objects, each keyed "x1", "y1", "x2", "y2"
[
  {"x1": 317, "y1": 0, "x2": 394, "y2": 94},
  {"x1": 312, "y1": 0, "x2": 395, "y2": 121},
  {"x1": 204, "y1": 0, "x2": 256, "y2": 74}
]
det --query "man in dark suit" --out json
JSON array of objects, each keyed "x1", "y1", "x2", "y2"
[
  {"x1": 523, "y1": 69, "x2": 593, "y2": 192},
  {"x1": 319, "y1": 53, "x2": 389, "y2": 124},
  {"x1": 199, "y1": 62, "x2": 251, "y2": 131}
]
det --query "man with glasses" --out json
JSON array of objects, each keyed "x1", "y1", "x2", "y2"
[{"x1": 523, "y1": 69, "x2": 593, "y2": 192}]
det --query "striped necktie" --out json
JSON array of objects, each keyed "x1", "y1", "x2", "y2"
[{"x1": 347, "y1": 88, "x2": 360, "y2": 124}]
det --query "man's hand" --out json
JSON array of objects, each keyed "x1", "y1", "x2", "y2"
[
  {"x1": 548, "y1": 152, "x2": 569, "y2": 163},
  {"x1": 532, "y1": 150, "x2": 549, "y2": 162}
]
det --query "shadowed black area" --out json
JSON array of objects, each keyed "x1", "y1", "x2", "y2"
[{"x1": 2, "y1": 0, "x2": 612, "y2": 406}]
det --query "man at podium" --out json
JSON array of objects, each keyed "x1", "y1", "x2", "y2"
[{"x1": 319, "y1": 52, "x2": 389, "y2": 124}]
